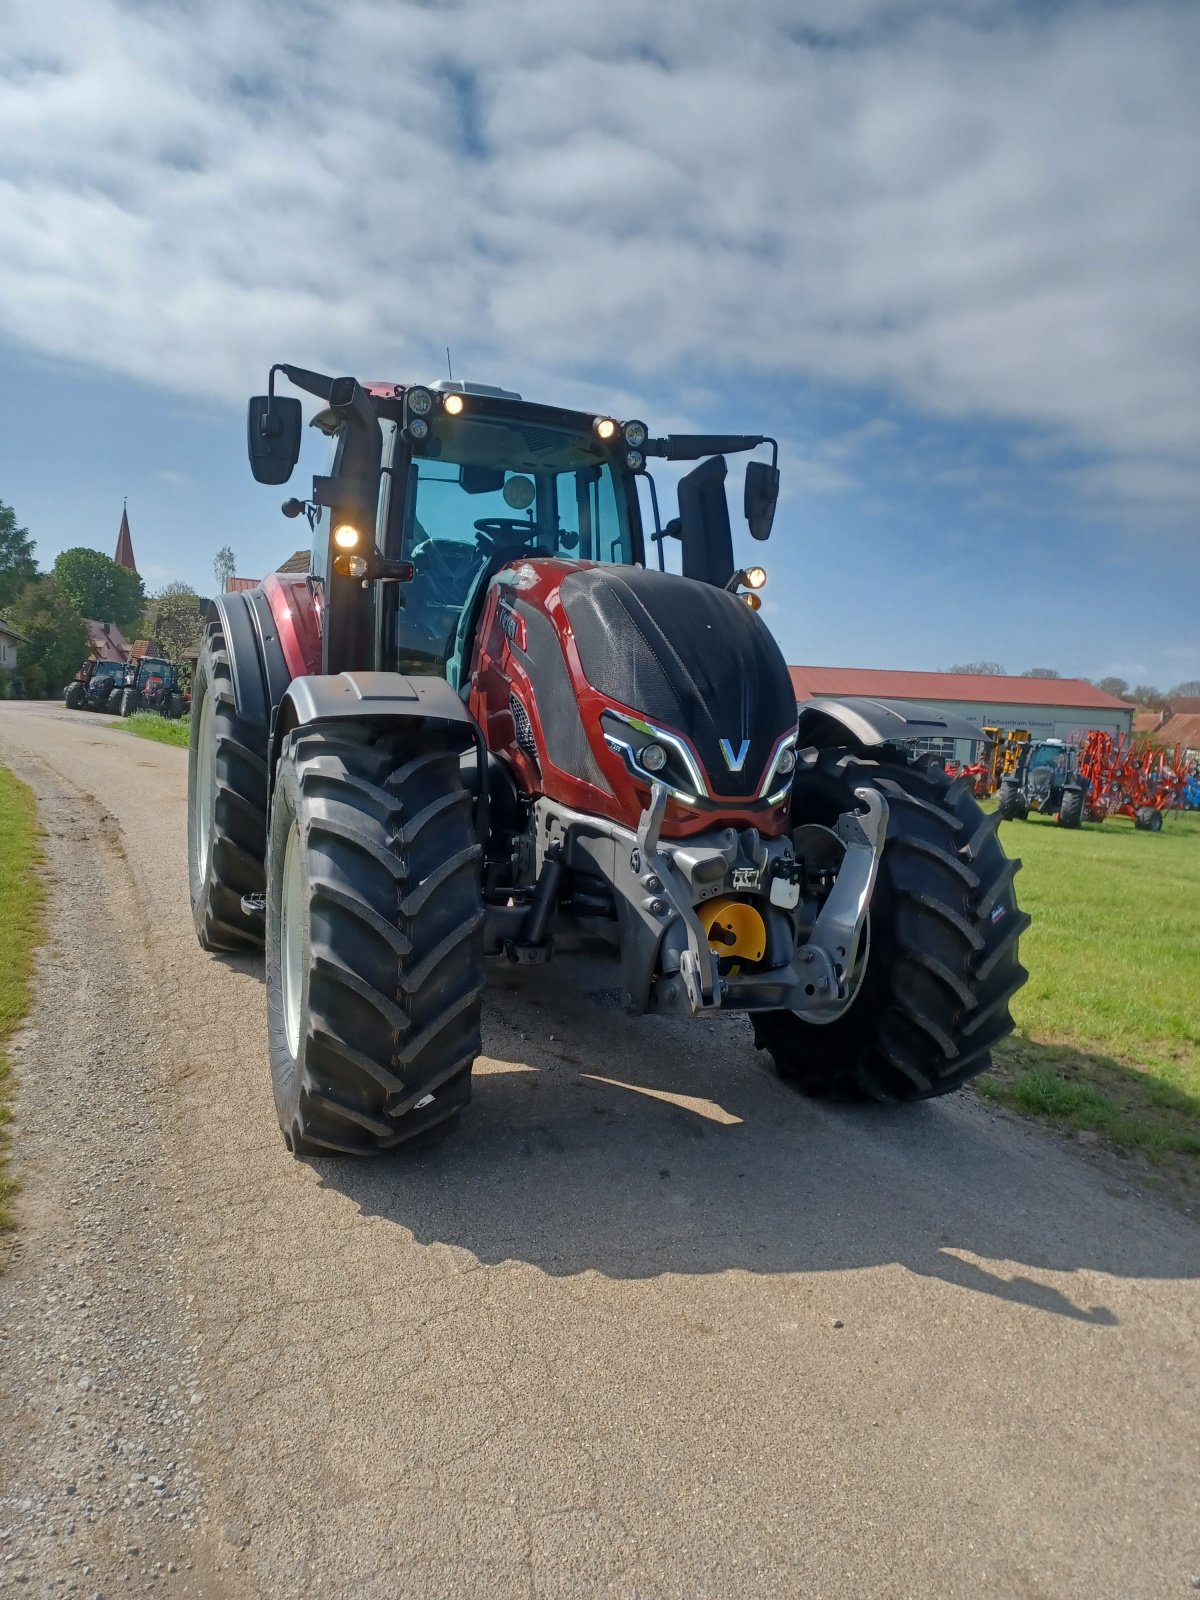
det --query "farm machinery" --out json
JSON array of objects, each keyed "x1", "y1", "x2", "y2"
[
  {"x1": 186, "y1": 364, "x2": 1028, "y2": 1156},
  {"x1": 997, "y1": 739, "x2": 1085, "y2": 827},
  {"x1": 115, "y1": 656, "x2": 189, "y2": 719},
  {"x1": 1075, "y1": 730, "x2": 1185, "y2": 830},
  {"x1": 64, "y1": 658, "x2": 125, "y2": 712}
]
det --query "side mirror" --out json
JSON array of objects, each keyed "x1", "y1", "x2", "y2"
[
  {"x1": 247, "y1": 396, "x2": 302, "y2": 485},
  {"x1": 744, "y1": 461, "x2": 779, "y2": 541}
]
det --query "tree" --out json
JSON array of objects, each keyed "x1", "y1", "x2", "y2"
[
  {"x1": 1097, "y1": 676, "x2": 1128, "y2": 699},
  {"x1": 946, "y1": 661, "x2": 1006, "y2": 676},
  {"x1": 52, "y1": 547, "x2": 145, "y2": 630},
  {"x1": 147, "y1": 582, "x2": 206, "y2": 666},
  {"x1": 213, "y1": 545, "x2": 236, "y2": 593},
  {"x1": 1023, "y1": 667, "x2": 1060, "y2": 679},
  {"x1": 1130, "y1": 684, "x2": 1167, "y2": 710},
  {"x1": 0, "y1": 500, "x2": 37, "y2": 611},
  {"x1": 7, "y1": 578, "x2": 87, "y2": 698},
  {"x1": 1169, "y1": 680, "x2": 1200, "y2": 698}
]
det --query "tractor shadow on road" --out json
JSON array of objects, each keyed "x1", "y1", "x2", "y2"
[{"x1": 303, "y1": 956, "x2": 1197, "y2": 1324}]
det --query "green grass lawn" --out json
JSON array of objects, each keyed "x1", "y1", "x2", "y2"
[
  {"x1": 0, "y1": 765, "x2": 44, "y2": 1236},
  {"x1": 118, "y1": 711, "x2": 191, "y2": 748},
  {"x1": 978, "y1": 805, "x2": 1200, "y2": 1187}
]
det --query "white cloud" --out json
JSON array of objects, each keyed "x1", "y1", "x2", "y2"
[{"x1": 0, "y1": 0, "x2": 1197, "y2": 520}]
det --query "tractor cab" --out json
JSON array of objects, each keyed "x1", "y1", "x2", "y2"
[
  {"x1": 248, "y1": 367, "x2": 780, "y2": 687},
  {"x1": 385, "y1": 394, "x2": 642, "y2": 689},
  {"x1": 1025, "y1": 739, "x2": 1072, "y2": 790}
]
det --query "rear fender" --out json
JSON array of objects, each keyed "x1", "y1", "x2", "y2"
[
  {"x1": 269, "y1": 672, "x2": 486, "y2": 836},
  {"x1": 795, "y1": 695, "x2": 984, "y2": 751}
]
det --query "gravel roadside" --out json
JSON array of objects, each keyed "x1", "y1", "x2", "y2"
[{"x1": 0, "y1": 742, "x2": 235, "y2": 1597}]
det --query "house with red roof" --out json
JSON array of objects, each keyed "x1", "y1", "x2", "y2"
[{"x1": 788, "y1": 665, "x2": 1133, "y2": 762}]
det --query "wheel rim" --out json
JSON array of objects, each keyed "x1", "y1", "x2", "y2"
[
  {"x1": 280, "y1": 821, "x2": 305, "y2": 1061},
  {"x1": 195, "y1": 685, "x2": 217, "y2": 883}
]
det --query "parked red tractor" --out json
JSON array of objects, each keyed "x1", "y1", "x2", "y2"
[
  {"x1": 187, "y1": 366, "x2": 1028, "y2": 1155},
  {"x1": 115, "y1": 655, "x2": 189, "y2": 720}
]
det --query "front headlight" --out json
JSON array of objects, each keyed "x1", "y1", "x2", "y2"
[
  {"x1": 623, "y1": 420, "x2": 648, "y2": 448},
  {"x1": 406, "y1": 386, "x2": 433, "y2": 417}
]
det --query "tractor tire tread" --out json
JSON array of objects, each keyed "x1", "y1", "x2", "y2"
[
  {"x1": 753, "y1": 748, "x2": 1028, "y2": 1102},
  {"x1": 188, "y1": 623, "x2": 269, "y2": 951},
  {"x1": 267, "y1": 723, "x2": 484, "y2": 1155}
]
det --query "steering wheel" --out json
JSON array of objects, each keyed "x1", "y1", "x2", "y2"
[
  {"x1": 473, "y1": 518, "x2": 581, "y2": 554},
  {"x1": 473, "y1": 517, "x2": 537, "y2": 550}
]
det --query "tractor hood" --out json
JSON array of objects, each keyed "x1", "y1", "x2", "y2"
[{"x1": 558, "y1": 565, "x2": 797, "y2": 799}]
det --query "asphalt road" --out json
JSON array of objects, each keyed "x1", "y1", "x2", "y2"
[{"x1": 1, "y1": 699, "x2": 1197, "y2": 1600}]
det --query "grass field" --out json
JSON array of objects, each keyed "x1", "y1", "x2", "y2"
[
  {"x1": 0, "y1": 764, "x2": 44, "y2": 1236},
  {"x1": 119, "y1": 711, "x2": 190, "y2": 748},
  {"x1": 978, "y1": 805, "x2": 1200, "y2": 1190}
]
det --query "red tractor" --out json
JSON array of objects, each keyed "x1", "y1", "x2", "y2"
[{"x1": 187, "y1": 366, "x2": 1028, "y2": 1155}]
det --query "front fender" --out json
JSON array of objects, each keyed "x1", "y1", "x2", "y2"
[
  {"x1": 269, "y1": 671, "x2": 484, "y2": 820},
  {"x1": 795, "y1": 695, "x2": 984, "y2": 750}
]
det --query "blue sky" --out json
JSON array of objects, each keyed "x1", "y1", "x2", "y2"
[{"x1": 0, "y1": 0, "x2": 1197, "y2": 689}]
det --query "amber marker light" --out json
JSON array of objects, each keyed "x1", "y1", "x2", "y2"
[{"x1": 741, "y1": 592, "x2": 762, "y2": 611}]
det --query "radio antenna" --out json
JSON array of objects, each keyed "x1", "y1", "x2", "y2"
[{"x1": 445, "y1": 346, "x2": 453, "y2": 381}]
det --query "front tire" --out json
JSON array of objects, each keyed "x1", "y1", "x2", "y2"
[
  {"x1": 65, "y1": 683, "x2": 85, "y2": 710},
  {"x1": 753, "y1": 749, "x2": 1030, "y2": 1102},
  {"x1": 1057, "y1": 787, "x2": 1084, "y2": 829},
  {"x1": 997, "y1": 780, "x2": 1027, "y2": 822},
  {"x1": 187, "y1": 622, "x2": 268, "y2": 951},
  {"x1": 265, "y1": 724, "x2": 485, "y2": 1155}
]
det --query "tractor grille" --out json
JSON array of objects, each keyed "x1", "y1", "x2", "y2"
[{"x1": 510, "y1": 694, "x2": 538, "y2": 761}]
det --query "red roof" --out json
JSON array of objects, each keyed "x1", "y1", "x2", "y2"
[
  {"x1": 84, "y1": 620, "x2": 130, "y2": 662},
  {"x1": 225, "y1": 576, "x2": 260, "y2": 592},
  {"x1": 788, "y1": 665, "x2": 1130, "y2": 711},
  {"x1": 1158, "y1": 713, "x2": 1200, "y2": 752}
]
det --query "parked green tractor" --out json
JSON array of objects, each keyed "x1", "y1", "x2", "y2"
[
  {"x1": 998, "y1": 738, "x2": 1085, "y2": 828},
  {"x1": 64, "y1": 659, "x2": 125, "y2": 713}
]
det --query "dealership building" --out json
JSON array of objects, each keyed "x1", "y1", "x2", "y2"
[{"x1": 788, "y1": 666, "x2": 1133, "y2": 763}]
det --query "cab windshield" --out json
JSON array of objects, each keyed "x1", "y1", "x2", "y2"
[
  {"x1": 1030, "y1": 745, "x2": 1067, "y2": 772},
  {"x1": 137, "y1": 660, "x2": 169, "y2": 684},
  {"x1": 393, "y1": 412, "x2": 634, "y2": 680}
]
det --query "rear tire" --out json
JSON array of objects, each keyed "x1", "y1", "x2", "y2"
[
  {"x1": 265, "y1": 723, "x2": 484, "y2": 1155},
  {"x1": 1057, "y1": 787, "x2": 1084, "y2": 829},
  {"x1": 997, "y1": 780, "x2": 1027, "y2": 822},
  {"x1": 753, "y1": 749, "x2": 1030, "y2": 1102},
  {"x1": 187, "y1": 622, "x2": 268, "y2": 951}
]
